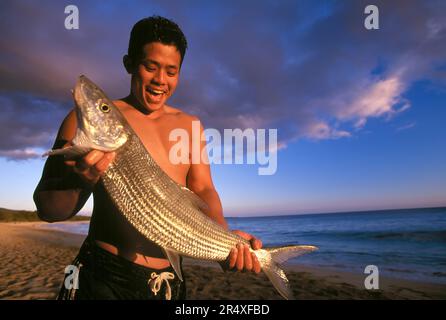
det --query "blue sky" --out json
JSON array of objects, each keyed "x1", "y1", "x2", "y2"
[{"x1": 0, "y1": 0, "x2": 445, "y2": 216}]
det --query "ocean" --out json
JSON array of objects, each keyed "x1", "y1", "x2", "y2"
[{"x1": 39, "y1": 207, "x2": 446, "y2": 284}]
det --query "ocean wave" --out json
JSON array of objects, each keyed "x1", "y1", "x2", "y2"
[
  {"x1": 372, "y1": 230, "x2": 446, "y2": 242},
  {"x1": 432, "y1": 272, "x2": 446, "y2": 277},
  {"x1": 383, "y1": 267, "x2": 416, "y2": 274}
]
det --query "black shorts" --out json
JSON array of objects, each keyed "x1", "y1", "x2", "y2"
[{"x1": 57, "y1": 237, "x2": 186, "y2": 300}]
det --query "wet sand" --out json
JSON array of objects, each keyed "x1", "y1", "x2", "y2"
[{"x1": 0, "y1": 222, "x2": 445, "y2": 300}]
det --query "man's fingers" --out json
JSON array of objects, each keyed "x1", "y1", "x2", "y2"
[
  {"x1": 229, "y1": 230, "x2": 263, "y2": 274},
  {"x1": 70, "y1": 151, "x2": 115, "y2": 187},
  {"x1": 85, "y1": 150, "x2": 105, "y2": 165},
  {"x1": 252, "y1": 253, "x2": 261, "y2": 274},
  {"x1": 91, "y1": 152, "x2": 115, "y2": 175},
  {"x1": 252, "y1": 238, "x2": 262, "y2": 250},
  {"x1": 236, "y1": 243, "x2": 244, "y2": 271},
  {"x1": 227, "y1": 244, "x2": 261, "y2": 274},
  {"x1": 228, "y1": 248, "x2": 237, "y2": 269},
  {"x1": 76, "y1": 150, "x2": 104, "y2": 171},
  {"x1": 64, "y1": 159, "x2": 76, "y2": 167},
  {"x1": 243, "y1": 244, "x2": 252, "y2": 271}
]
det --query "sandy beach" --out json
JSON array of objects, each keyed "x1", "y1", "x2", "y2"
[{"x1": 0, "y1": 222, "x2": 445, "y2": 300}]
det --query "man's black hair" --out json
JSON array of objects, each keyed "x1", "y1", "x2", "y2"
[{"x1": 128, "y1": 16, "x2": 188, "y2": 65}]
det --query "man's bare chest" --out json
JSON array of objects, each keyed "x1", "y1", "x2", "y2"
[{"x1": 122, "y1": 111, "x2": 190, "y2": 185}]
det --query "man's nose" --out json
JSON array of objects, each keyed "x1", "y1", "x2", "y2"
[{"x1": 152, "y1": 69, "x2": 166, "y2": 85}]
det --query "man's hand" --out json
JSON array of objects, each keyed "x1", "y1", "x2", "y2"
[
  {"x1": 220, "y1": 230, "x2": 263, "y2": 274},
  {"x1": 64, "y1": 143, "x2": 116, "y2": 187}
]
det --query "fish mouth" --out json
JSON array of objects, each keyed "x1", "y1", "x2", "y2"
[
  {"x1": 78, "y1": 74, "x2": 95, "y2": 91},
  {"x1": 74, "y1": 76, "x2": 95, "y2": 128}
]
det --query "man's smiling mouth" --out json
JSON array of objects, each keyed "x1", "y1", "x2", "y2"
[{"x1": 146, "y1": 87, "x2": 165, "y2": 96}]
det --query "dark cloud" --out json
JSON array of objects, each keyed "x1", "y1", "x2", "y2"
[
  {"x1": 0, "y1": 0, "x2": 445, "y2": 160},
  {"x1": 169, "y1": 0, "x2": 446, "y2": 141},
  {"x1": 0, "y1": 93, "x2": 68, "y2": 154}
]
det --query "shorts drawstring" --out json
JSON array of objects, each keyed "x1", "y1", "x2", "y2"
[
  {"x1": 58, "y1": 237, "x2": 186, "y2": 300},
  {"x1": 148, "y1": 271, "x2": 175, "y2": 300},
  {"x1": 69, "y1": 261, "x2": 83, "y2": 300}
]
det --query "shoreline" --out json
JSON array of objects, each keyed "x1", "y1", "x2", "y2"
[
  {"x1": 0, "y1": 222, "x2": 445, "y2": 300},
  {"x1": 29, "y1": 221, "x2": 446, "y2": 286}
]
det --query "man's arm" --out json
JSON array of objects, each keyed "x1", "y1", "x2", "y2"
[
  {"x1": 185, "y1": 118, "x2": 226, "y2": 226},
  {"x1": 186, "y1": 118, "x2": 261, "y2": 273},
  {"x1": 186, "y1": 159, "x2": 226, "y2": 228},
  {"x1": 33, "y1": 110, "x2": 115, "y2": 222},
  {"x1": 34, "y1": 110, "x2": 87, "y2": 221}
]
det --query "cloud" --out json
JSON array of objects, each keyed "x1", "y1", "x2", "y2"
[
  {"x1": 169, "y1": 0, "x2": 445, "y2": 144},
  {"x1": 0, "y1": 93, "x2": 68, "y2": 159},
  {"x1": 304, "y1": 121, "x2": 351, "y2": 140},
  {"x1": 0, "y1": 149, "x2": 41, "y2": 161},
  {"x1": 0, "y1": 1, "x2": 130, "y2": 99},
  {"x1": 0, "y1": 0, "x2": 445, "y2": 160},
  {"x1": 396, "y1": 122, "x2": 416, "y2": 132},
  {"x1": 337, "y1": 75, "x2": 410, "y2": 128}
]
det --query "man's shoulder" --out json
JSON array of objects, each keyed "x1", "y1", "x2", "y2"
[{"x1": 165, "y1": 105, "x2": 201, "y2": 124}]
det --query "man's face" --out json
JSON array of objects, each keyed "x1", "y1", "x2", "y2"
[{"x1": 130, "y1": 42, "x2": 181, "y2": 111}]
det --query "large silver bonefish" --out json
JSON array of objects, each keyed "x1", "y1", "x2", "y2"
[{"x1": 46, "y1": 75, "x2": 318, "y2": 300}]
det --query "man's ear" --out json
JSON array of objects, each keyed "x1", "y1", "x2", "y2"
[{"x1": 123, "y1": 55, "x2": 134, "y2": 74}]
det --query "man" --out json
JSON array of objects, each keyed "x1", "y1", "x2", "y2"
[{"x1": 34, "y1": 16, "x2": 262, "y2": 300}]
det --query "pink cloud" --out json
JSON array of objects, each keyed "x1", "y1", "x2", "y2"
[
  {"x1": 304, "y1": 121, "x2": 351, "y2": 140},
  {"x1": 338, "y1": 76, "x2": 410, "y2": 128}
]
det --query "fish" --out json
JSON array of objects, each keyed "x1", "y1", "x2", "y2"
[{"x1": 45, "y1": 75, "x2": 318, "y2": 300}]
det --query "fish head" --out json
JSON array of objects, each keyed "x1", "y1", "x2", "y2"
[{"x1": 73, "y1": 75, "x2": 129, "y2": 152}]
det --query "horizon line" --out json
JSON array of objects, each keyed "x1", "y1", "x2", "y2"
[
  {"x1": 224, "y1": 205, "x2": 446, "y2": 219},
  {"x1": 3, "y1": 205, "x2": 445, "y2": 219}
]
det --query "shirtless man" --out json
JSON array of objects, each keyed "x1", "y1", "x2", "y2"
[{"x1": 33, "y1": 16, "x2": 262, "y2": 300}]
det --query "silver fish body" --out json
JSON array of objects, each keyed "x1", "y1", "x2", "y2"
[
  {"x1": 47, "y1": 75, "x2": 318, "y2": 299},
  {"x1": 104, "y1": 131, "x2": 249, "y2": 261}
]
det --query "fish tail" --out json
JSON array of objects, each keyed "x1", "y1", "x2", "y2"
[{"x1": 257, "y1": 245, "x2": 318, "y2": 300}]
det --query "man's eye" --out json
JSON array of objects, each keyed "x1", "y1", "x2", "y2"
[
  {"x1": 167, "y1": 69, "x2": 178, "y2": 76},
  {"x1": 143, "y1": 64, "x2": 156, "y2": 72}
]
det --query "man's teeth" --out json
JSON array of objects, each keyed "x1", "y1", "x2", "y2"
[{"x1": 147, "y1": 88, "x2": 164, "y2": 95}]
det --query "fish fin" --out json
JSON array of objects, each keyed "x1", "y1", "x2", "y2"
[
  {"x1": 163, "y1": 248, "x2": 183, "y2": 282},
  {"x1": 43, "y1": 145, "x2": 91, "y2": 159},
  {"x1": 180, "y1": 186, "x2": 209, "y2": 212},
  {"x1": 72, "y1": 128, "x2": 91, "y2": 148},
  {"x1": 259, "y1": 245, "x2": 318, "y2": 300},
  {"x1": 262, "y1": 264, "x2": 294, "y2": 300},
  {"x1": 43, "y1": 128, "x2": 93, "y2": 159},
  {"x1": 268, "y1": 245, "x2": 318, "y2": 264}
]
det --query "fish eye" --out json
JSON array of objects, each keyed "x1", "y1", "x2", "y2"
[{"x1": 99, "y1": 103, "x2": 110, "y2": 113}]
